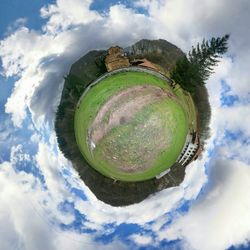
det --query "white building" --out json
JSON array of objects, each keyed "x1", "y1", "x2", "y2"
[
  {"x1": 155, "y1": 132, "x2": 201, "y2": 180},
  {"x1": 176, "y1": 132, "x2": 200, "y2": 166}
]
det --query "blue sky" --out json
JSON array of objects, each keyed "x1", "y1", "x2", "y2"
[
  {"x1": 0, "y1": 0, "x2": 52, "y2": 38},
  {"x1": 0, "y1": 1, "x2": 250, "y2": 250}
]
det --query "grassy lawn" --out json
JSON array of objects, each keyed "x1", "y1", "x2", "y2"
[
  {"x1": 174, "y1": 84, "x2": 197, "y2": 131},
  {"x1": 75, "y1": 71, "x2": 191, "y2": 181}
]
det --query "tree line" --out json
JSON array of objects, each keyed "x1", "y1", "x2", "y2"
[{"x1": 170, "y1": 34, "x2": 229, "y2": 92}]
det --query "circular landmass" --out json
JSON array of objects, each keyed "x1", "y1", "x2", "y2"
[
  {"x1": 56, "y1": 39, "x2": 202, "y2": 206},
  {"x1": 75, "y1": 69, "x2": 188, "y2": 181}
]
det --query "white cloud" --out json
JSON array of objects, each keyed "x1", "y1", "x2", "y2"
[
  {"x1": 159, "y1": 159, "x2": 250, "y2": 250},
  {"x1": 5, "y1": 17, "x2": 27, "y2": 36},
  {"x1": 36, "y1": 142, "x2": 68, "y2": 198},
  {"x1": 0, "y1": 146, "x2": 129, "y2": 250},
  {"x1": 181, "y1": 158, "x2": 208, "y2": 201},
  {"x1": 10, "y1": 144, "x2": 31, "y2": 164},
  {"x1": 130, "y1": 234, "x2": 153, "y2": 245},
  {"x1": 1, "y1": 27, "x2": 66, "y2": 127},
  {"x1": 0, "y1": 161, "x2": 55, "y2": 250},
  {"x1": 40, "y1": 0, "x2": 101, "y2": 33},
  {"x1": 75, "y1": 185, "x2": 184, "y2": 226}
]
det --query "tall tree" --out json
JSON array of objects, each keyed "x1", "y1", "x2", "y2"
[{"x1": 171, "y1": 34, "x2": 229, "y2": 92}]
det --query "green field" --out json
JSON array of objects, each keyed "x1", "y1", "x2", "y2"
[{"x1": 75, "y1": 71, "x2": 194, "y2": 181}]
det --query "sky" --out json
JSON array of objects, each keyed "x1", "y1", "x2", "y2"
[{"x1": 0, "y1": 0, "x2": 250, "y2": 250}]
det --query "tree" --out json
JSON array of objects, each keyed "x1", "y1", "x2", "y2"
[{"x1": 171, "y1": 34, "x2": 229, "y2": 92}]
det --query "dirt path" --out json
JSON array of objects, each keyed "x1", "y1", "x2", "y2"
[{"x1": 89, "y1": 84, "x2": 175, "y2": 145}]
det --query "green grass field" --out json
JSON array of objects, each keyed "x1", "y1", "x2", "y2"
[
  {"x1": 74, "y1": 71, "x2": 194, "y2": 181},
  {"x1": 173, "y1": 84, "x2": 197, "y2": 130}
]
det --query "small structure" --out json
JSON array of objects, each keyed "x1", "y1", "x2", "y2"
[
  {"x1": 156, "y1": 168, "x2": 170, "y2": 179},
  {"x1": 130, "y1": 58, "x2": 158, "y2": 71},
  {"x1": 176, "y1": 132, "x2": 202, "y2": 166},
  {"x1": 105, "y1": 46, "x2": 130, "y2": 72}
]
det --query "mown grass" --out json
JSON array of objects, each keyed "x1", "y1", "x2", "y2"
[
  {"x1": 174, "y1": 84, "x2": 197, "y2": 130},
  {"x1": 93, "y1": 100, "x2": 188, "y2": 181},
  {"x1": 75, "y1": 71, "x2": 191, "y2": 181}
]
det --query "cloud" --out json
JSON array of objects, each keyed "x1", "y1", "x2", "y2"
[
  {"x1": 0, "y1": 186, "x2": 124, "y2": 250},
  {"x1": 5, "y1": 18, "x2": 27, "y2": 36},
  {"x1": 130, "y1": 234, "x2": 153, "y2": 245},
  {"x1": 40, "y1": 0, "x2": 101, "y2": 33},
  {"x1": 0, "y1": 161, "x2": 56, "y2": 250},
  {"x1": 159, "y1": 159, "x2": 250, "y2": 250},
  {"x1": 0, "y1": 143, "x2": 130, "y2": 250}
]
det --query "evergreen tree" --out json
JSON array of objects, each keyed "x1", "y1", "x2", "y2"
[{"x1": 171, "y1": 34, "x2": 229, "y2": 92}]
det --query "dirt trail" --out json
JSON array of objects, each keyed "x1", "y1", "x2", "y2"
[{"x1": 89, "y1": 84, "x2": 175, "y2": 145}]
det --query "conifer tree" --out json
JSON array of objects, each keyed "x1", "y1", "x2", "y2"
[{"x1": 171, "y1": 34, "x2": 229, "y2": 92}]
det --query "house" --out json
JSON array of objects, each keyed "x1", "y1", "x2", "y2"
[{"x1": 105, "y1": 46, "x2": 130, "y2": 72}]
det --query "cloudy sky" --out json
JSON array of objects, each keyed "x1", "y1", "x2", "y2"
[{"x1": 0, "y1": 0, "x2": 250, "y2": 249}]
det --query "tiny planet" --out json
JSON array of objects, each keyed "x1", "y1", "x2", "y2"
[
  {"x1": 56, "y1": 39, "x2": 204, "y2": 206},
  {"x1": 75, "y1": 67, "x2": 190, "y2": 181}
]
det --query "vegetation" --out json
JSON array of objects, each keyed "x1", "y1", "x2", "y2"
[
  {"x1": 169, "y1": 35, "x2": 229, "y2": 141},
  {"x1": 55, "y1": 51, "x2": 107, "y2": 159},
  {"x1": 170, "y1": 34, "x2": 230, "y2": 92},
  {"x1": 192, "y1": 85, "x2": 211, "y2": 141}
]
